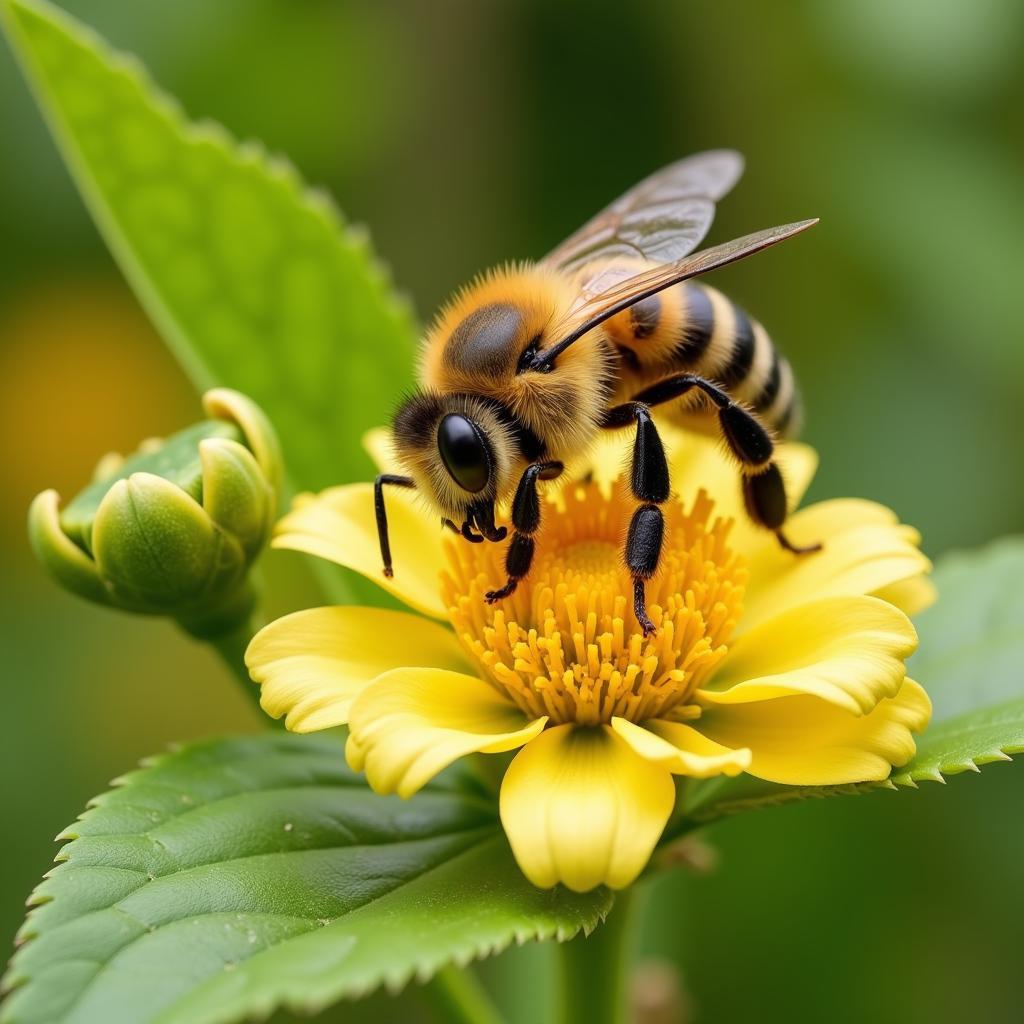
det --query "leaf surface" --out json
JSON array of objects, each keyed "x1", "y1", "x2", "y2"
[
  {"x1": 2, "y1": 0, "x2": 416, "y2": 495},
  {"x1": 892, "y1": 536, "x2": 1024, "y2": 784},
  {"x1": 1, "y1": 733, "x2": 610, "y2": 1024}
]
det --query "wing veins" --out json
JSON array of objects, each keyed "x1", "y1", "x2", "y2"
[
  {"x1": 544, "y1": 151, "x2": 743, "y2": 271},
  {"x1": 531, "y1": 219, "x2": 818, "y2": 371}
]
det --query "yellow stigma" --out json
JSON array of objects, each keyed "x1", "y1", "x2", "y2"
[{"x1": 441, "y1": 482, "x2": 747, "y2": 726}]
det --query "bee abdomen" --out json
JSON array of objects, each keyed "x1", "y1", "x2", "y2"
[
  {"x1": 685, "y1": 283, "x2": 802, "y2": 438},
  {"x1": 605, "y1": 278, "x2": 801, "y2": 438}
]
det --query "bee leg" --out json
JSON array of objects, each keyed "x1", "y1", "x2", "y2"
[
  {"x1": 628, "y1": 373, "x2": 821, "y2": 555},
  {"x1": 374, "y1": 474, "x2": 416, "y2": 577},
  {"x1": 628, "y1": 505, "x2": 665, "y2": 637},
  {"x1": 600, "y1": 402, "x2": 670, "y2": 636},
  {"x1": 743, "y1": 463, "x2": 822, "y2": 554},
  {"x1": 468, "y1": 499, "x2": 508, "y2": 542},
  {"x1": 460, "y1": 521, "x2": 485, "y2": 543},
  {"x1": 630, "y1": 374, "x2": 773, "y2": 466},
  {"x1": 485, "y1": 460, "x2": 563, "y2": 603}
]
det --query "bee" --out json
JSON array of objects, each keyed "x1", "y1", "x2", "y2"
[{"x1": 376, "y1": 150, "x2": 819, "y2": 635}]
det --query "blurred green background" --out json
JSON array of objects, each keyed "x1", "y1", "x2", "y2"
[{"x1": 1, "y1": 1, "x2": 1022, "y2": 1021}]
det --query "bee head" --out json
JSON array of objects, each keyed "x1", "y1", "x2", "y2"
[{"x1": 391, "y1": 390, "x2": 516, "y2": 524}]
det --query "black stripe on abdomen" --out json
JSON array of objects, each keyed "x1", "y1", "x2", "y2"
[
  {"x1": 719, "y1": 306, "x2": 756, "y2": 387},
  {"x1": 674, "y1": 284, "x2": 714, "y2": 363},
  {"x1": 754, "y1": 348, "x2": 782, "y2": 411}
]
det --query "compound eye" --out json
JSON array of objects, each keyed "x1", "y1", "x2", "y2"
[{"x1": 437, "y1": 414, "x2": 490, "y2": 493}]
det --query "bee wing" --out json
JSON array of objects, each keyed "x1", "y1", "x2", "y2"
[
  {"x1": 533, "y1": 220, "x2": 818, "y2": 370},
  {"x1": 543, "y1": 150, "x2": 744, "y2": 272}
]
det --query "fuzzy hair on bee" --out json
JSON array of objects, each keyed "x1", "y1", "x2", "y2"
[
  {"x1": 376, "y1": 150, "x2": 821, "y2": 630},
  {"x1": 421, "y1": 263, "x2": 616, "y2": 459},
  {"x1": 391, "y1": 388, "x2": 520, "y2": 521}
]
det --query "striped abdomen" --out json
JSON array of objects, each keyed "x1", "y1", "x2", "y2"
[{"x1": 601, "y1": 277, "x2": 801, "y2": 438}]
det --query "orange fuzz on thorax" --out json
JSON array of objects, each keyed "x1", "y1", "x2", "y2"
[{"x1": 420, "y1": 264, "x2": 614, "y2": 465}]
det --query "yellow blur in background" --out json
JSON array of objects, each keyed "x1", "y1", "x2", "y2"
[{"x1": 1, "y1": 2, "x2": 1022, "y2": 1021}]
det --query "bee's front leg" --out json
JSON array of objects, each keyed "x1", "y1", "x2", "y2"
[
  {"x1": 485, "y1": 461, "x2": 563, "y2": 603},
  {"x1": 374, "y1": 474, "x2": 416, "y2": 577}
]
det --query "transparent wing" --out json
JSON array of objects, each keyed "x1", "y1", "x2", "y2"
[
  {"x1": 543, "y1": 150, "x2": 745, "y2": 272},
  {"x1": 531, "y1": 220, "x2": 818, "y2": 371}
]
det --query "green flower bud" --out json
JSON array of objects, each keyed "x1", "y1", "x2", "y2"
[{"x1": 28, "y1": 389, "x2": 281, "y2": 638}]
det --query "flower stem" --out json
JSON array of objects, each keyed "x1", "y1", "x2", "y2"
[
  {"x1": 421, "y1": 965, "x2": 506, "y2": 1024},
  {"x1": 557, "y1": 888, "x2": 635, "y2": 1024},
  {"x1": 200, "y1": 615, "x2": 265, "y2": 715}
]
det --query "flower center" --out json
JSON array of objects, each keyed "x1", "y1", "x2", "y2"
[{"x1": 441, "y1": 481, "x2": 747, "y2": 726}]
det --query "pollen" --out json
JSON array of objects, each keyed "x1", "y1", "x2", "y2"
[{"x1": 441, "y1": 482, "x2": 748, "y2": 726}]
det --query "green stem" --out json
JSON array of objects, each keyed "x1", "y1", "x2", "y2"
[
  {"x1": 201, "y1": 615, "x2": 266, "y2": 715},
  {"x1": 557, "y1": 888, "x2": 635, "y2": 1024},
  {"x1": 420, "y1": 965, "x2": 506, "y2": 1024},
  {"x1": 174, "y1": 577, "x2": 268, "y2": 714}
]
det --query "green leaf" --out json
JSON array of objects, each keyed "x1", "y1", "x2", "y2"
[
  {"x1": 892, "y1": 535, "x2": 1024, "y2": 784},
  {"x1": 903, "y1": 536, "x2": 1024, "y2": 721},
  {"x1": 683, "y1": 536, "x2": 1024, "y2": 825},
  {"x1": 1, "y1": 0, "x2": 417, "y2": 495},
  {"x1": 1, "y1": 733, "x2": 610, "y2": 1024},
  {"x1": 891, "y1": 698, "x2": 1024, "y2": 785}
]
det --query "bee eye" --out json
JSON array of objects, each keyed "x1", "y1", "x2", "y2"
[{"x1": 437, "y1": 414, "x2": 490, "y2": 493}]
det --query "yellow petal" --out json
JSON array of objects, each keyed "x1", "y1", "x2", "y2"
[
  {"x1": 697, "y1": 679, "x2": 932, "y2": 785},
  {"x1": 611, "y1": 717, "x2": 751, "y2": 778},
  {"x1": 499, "y1": 724, "x2": 675, "y2": 892},
  {"x1": 362, "y1": 426, "x2": 399, "y2": 474},
  {"x1": 246, "y1": 607, "x2": 470, "y2": 732},
  {"x1": 702, "y1": 595, "x2": 917, "y2": 715},
  {"x1": 739, "y1": 499, "x2": 931, "y2": 633},
  {"x1": 347, "y1": 668, "x2": 546, "y2": 798},
  {"x1": 346, "y1": 730, "x2": 366, "y2": 771},
  {"x1": 873, "y1": 575, "x2": 938, "y2": 618},
  {"x1": 274, "y1": 483, "x2": 447, "y2": 619}
]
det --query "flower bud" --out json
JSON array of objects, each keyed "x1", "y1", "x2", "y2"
[{"x1": 28, "y1": 389, "x2": 282, "y2": 638}]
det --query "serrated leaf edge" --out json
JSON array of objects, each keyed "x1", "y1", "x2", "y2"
[
  {"x1": 145, "y1": 843, "x2": 608, "y2": 1024},
  {"x1": 2, "y1": 737, "x2": 610, "y2": 1022},
  {"x1": 5, "y1": 735, "x2": 380, "y2": 952},
  {"x1": 891, "y1": 742, "x2": 1022, "y2": 787},
  {"x1": 260, "y1": 903, "x2": 608, "y2": 1017},
  {"x1": 688, "y1": 745, "x2": 1022, "y2": 825}
]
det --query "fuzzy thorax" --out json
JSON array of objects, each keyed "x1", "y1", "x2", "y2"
[
  {"x1": 420, "y1": 263, "x2": 614, "y2": 468},
  {"x1": 441, "y1": 481, "x2": 748, "y2": 726}
]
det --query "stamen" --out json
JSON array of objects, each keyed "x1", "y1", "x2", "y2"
[{"x1": 441, "y1": 481, "x2": 747, "y2": 726}]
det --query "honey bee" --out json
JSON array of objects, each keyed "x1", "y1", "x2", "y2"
[{"x1": 377, "y1": 150, "x2": 819, "y2": 634}]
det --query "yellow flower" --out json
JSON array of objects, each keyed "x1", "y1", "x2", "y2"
[{"x1": 247, "y1": 428, "x2": 933, "y2": 892}]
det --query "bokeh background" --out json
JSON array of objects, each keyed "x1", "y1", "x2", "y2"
[{"x1": 2, "y1": 1, "x2": 1022, "y2": 1021}]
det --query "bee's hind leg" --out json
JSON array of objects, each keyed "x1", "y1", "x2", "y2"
[
  {"x1": 485, "y1": 460, "x2": 563, "y2": 603},
  {"x1": 742, "y1": 463, "x2": 822, "y2": 554}
]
